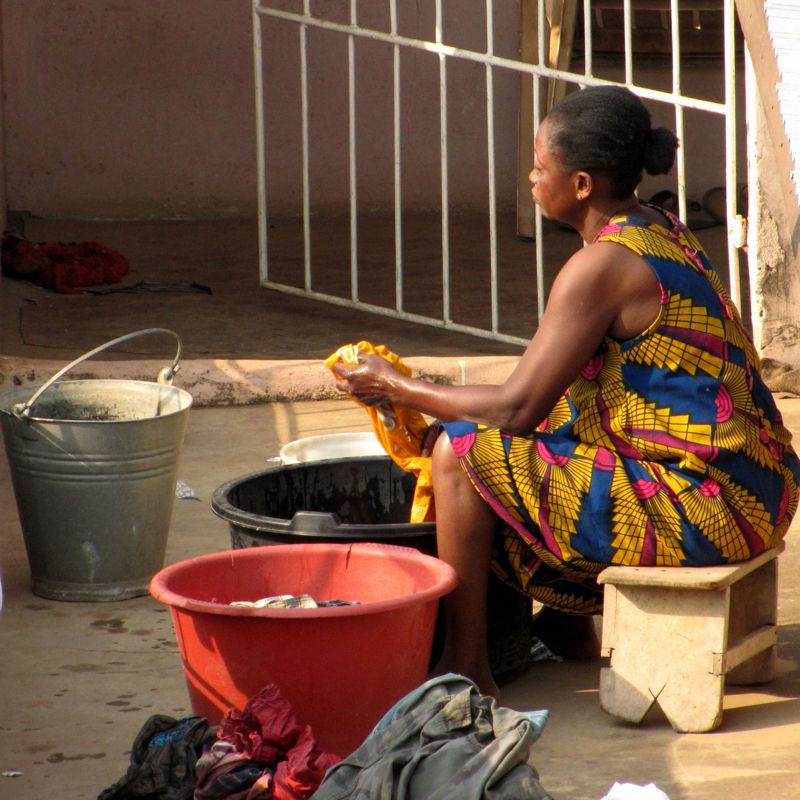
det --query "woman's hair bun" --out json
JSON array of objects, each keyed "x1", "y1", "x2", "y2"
[{"x1": 643, "y1": 127, "x2": 678, "y2": 175}]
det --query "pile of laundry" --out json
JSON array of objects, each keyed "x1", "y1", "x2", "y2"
[
  {"x1": 98, "y1": 684, "x2": 339, "y2": 800},
  {"x1": 97, "y1": 675, "x2": 554, "y2": 800},
  {"x1": 1, "y1": 231, "x2": 129, "y2": 294}
]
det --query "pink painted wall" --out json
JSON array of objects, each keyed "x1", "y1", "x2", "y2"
[
  {"x1": 2, "y1": 1, "x2": 257, "y2": 219},
  {"x1": 0, "y1": 1, "x2": 739, "y2": 220}
]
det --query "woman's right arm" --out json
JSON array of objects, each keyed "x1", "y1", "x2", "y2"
[{"x1": 334, "y1": 242, "x2": 631, "y2": 434}]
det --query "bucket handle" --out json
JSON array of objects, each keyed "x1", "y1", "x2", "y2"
[{"x1": 13, "y1": 327, "x2": 183, "y2": 419}]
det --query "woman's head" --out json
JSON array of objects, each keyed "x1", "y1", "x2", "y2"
[{"x1": 543, "y1": 86, "x2": 678, "y2": 200}]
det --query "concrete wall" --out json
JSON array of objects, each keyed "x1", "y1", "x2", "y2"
[
  {"x1": 0, "y1": 1, "x2": 742, "y2": 220},
  {"x1": 739, "y1": 0, "x2": 800, "y2": 387},
  {"x1": 2, "y1": 0, "x2": 256, "y2": 219}
]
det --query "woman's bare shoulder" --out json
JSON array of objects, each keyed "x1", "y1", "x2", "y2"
[
  {"x1": 558, "y1": 239, "x2": 647, "y2": 286},
  {"x1": 552, "y1": 240, "x2": 660, "y2": 338}
]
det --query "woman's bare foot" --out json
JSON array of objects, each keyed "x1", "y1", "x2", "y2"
[
  {"x1": 531, "y1": 607, "x2": 601, "y2": 660},
  {"x1": 428, "y1": 654, "x2": 501, "y2": 702}
]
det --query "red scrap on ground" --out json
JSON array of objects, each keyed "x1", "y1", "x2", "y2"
[{"x1": 1, "y1": 232, "x2": 130, "y2": 294}]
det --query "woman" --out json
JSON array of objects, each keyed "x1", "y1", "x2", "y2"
[{"x1": 333, "y1": 86, "x2": 800, "y2": 700}]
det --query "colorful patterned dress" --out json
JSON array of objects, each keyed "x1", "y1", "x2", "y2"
[{"x1": 442, "y1": 210, "x2": 800, "y2": 614}]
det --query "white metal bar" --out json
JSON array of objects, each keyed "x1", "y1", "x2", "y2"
[
  {"x1": 537, "y1": 0, "x2": 545, "y2": 70},
  {"x1": 623, "y1": 0, "x2": 633, "y2": 85},
  {"x1": 670, "y1": 0, "x2": 687, "y2": 221},
  {"x1": 300, "y1": 0, "x2": 311, "y2": 290},
  {"x1": 348, "y1": 0, "x2": 358, "y2": 302},
  {"x1": 534, "y1": 72, "x2": 545, "y2": 323},
  {"x1": 436, "y1": 0, "x2": 451, "y2": 323},
  {"x1": 252, "y1": 1, "x2": 268, "y2": 285},
  {"x1": 261, "y1": 280, "x2": 530, "y2": 346},
  {"x1": 535, "y1": 0, "x2": 545, "y2": 323},
  {"x1": 535, "y1": 208, "x2": 545, "y2": 322},
  {"x1": 486, "y1": 0, "x2": 499, "y2": 333},
  {"x1": 723, "y1": 0, "x2": 741, "y2": 308},
  {"x1": 390, "y1": 0, "x2": 403, "y2": 312},
  {"x1": 254, "y1": 4, "x2": 728, "y2": 116},
  {"x1": 583, "y1": 0, "x2": 593, "y2": 78}
]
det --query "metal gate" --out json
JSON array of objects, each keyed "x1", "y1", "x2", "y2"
[{"x1": 252, "y1": 0, "x2": 745, "y2": 346}]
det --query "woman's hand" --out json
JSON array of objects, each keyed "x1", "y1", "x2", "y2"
[{"x1": 332, "y1": 354, "x2": 400, "y2": 406}]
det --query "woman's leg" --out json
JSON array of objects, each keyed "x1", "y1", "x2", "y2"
[{"x1": 429, "y1": 432, "x2": 500, "y2": 700}]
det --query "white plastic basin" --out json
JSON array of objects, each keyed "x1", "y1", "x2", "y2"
[{"x1": 279, "y1": 431, "x2": 385, "y2": 464}]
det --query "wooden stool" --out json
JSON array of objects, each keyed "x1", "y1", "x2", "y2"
[{"x1": 598, "y1": 543, "x2": 783, "y2": 732}]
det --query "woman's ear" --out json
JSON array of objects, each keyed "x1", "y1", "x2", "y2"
[{"x1": 575, "y1": 171, "x2": 593, "y2": 200}]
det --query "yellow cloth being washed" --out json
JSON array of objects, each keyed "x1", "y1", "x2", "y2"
[{"x1": 324, "y1": 341, "x2": 435, "y2": 523}]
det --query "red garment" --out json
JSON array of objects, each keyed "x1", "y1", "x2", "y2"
[
  {"x1": 217, "y1": 685, "x2": 340, "y2": 800},
  {"x1": 2, "y1": 233, "x2": 129, "y2": 294}
]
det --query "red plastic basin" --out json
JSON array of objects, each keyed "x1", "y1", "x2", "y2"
[{"x1": 149, "y1": 542, "x2": 457, "y2": 756}]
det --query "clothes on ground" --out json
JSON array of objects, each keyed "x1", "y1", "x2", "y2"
[
  {"x1": 99, "y1": 686, "x2": 339, "y2": 800},
  {"x1": 2, "y1": 232, "x2": 130, "y2": 294},
  {"x1": 529, "y1": 637, "x2": 562, "y2": 663},
  {"x1": 443, "y1": 208, "x2": 800, "y2": 614},
  {"x1": 97, "y1": 715, "x2": 216, "y2": 800},
  {"x1": 309, "y1": 673, "x2": 552, "y2": 800},
  {"x1": 213, "y1": 684, "x2": 340, "y2": 799},
  {"x1": 324, "y1": 341, "x2": 434, "y2": 523},
  {"x1": 194, "y1": 741, "x2": 274, "y2": 800}
]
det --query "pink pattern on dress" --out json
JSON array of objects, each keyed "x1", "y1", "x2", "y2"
[
  {"x1": 715, "y1": 386, "x2": 733, "y2": 422},
  {"x1": 581, "y1": 355, "x2": 604, "y2": 381},
  {"x1": 537, "y1": 467, "x2": 565, "y2": 557},
  {"x1": 593, "y1": 448, "x2": 616, "y2": 472},
  {"x1": 639, "y1": 519, "x2": 657, "y2": 565},
  {"x1": 660, "y1": 325, "x2": 725, "y2": 359},
  {"x1": 450, "y1": 432, "x2": 476, "y2": 458},
  {"x1": 778, "y1": 486, "x2": 789, "y2": 524},
  {"x1": 596, "y1": 222, "x2": 624, "y2": 239},
  {"x1": 699, "y1": 477, "x2": 721, "y2": 497},
  {"x1": 536, "y1": 440, "x2": 568, "y2": 467},
  {"x1": 730, "y1": 505, "x2": 766, "y2": 555},
  {"x1": 632, "y1": 479, "x2": 660, "y2": 500}
]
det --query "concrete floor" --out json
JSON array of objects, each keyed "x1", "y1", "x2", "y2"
[{"x1": 1, "y1": 217, "x2": 798, "y2": 800}]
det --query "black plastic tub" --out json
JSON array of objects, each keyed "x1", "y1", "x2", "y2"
[
  {"x1": 210, "y1": 456, "x2": 436, "y2": 552},
  {"x1": 211, "y1": 454, "x2": 532, "y2": 683}
]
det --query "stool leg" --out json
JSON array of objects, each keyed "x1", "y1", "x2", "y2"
[
  {"x1": 600, "y1": 584, "x2": 727, "y2": 732},
  {"x1": 726, "y1": 560, "x2": 778, "y2": 685}
]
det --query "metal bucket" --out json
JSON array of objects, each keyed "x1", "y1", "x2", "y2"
[{"x1": 0, "y1": 329, "x2": 193, "y2": 601}]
